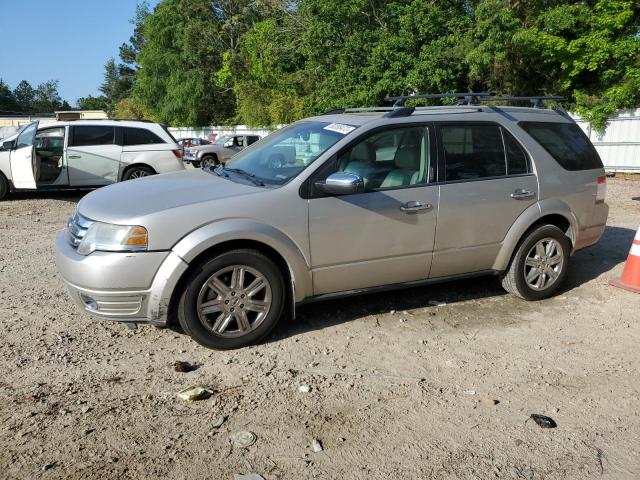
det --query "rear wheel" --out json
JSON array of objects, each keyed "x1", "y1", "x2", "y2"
[
  {"x1": 123, "y1": 165, "x2": 155, "y2": 180},
  {"x1": 501, "y1": 224, "x2": 571, "y2": 300},
  {"x1": 177, "y1": 249, "x2": 285, "y2": 349},
  {"x1": 200, "y1": 155, "x2": 218, "y2": 169},
  {"x1": 0, "y1": 172, "x2": 9, "y2": 200}
]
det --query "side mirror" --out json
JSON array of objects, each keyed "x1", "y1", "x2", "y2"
[
  {"x1": 317, "y1": 172, "x2": 364, "y2": 196},
  {"x1": 2, "y1": 140, "x2": 15, "y2": 151}
]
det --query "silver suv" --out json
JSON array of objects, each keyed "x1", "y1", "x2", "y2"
[
  {"x1": 55, "y1": 94, "x2": 609, "y2": 349},
  {"x1": 0, "y1": 120, "x2": 185, "y2": 200},
  {"x1": 184, "y1": 134, "x2": 262, "y2": 168}
]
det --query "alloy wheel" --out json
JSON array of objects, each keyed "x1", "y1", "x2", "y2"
[
  {"x1": 196, "y1": 265, "x2": 272, "y2": 338},
  {"x1": 524, "y1": 237, "x2": 564, "y2": 291}
]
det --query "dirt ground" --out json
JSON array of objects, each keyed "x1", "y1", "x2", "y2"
[{"x1": 0, "y1": 177, "x2": 639, "y2": 480}]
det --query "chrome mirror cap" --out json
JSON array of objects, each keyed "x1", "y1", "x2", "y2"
[{"x1": 318, "y1": 172, "x2": 365, "y2": 196}]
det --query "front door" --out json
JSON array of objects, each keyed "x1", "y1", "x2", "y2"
[
  {"x1": 9, "y1": 121, "x2": 39, "y2": 189},
  {"x1": 430, "y1": 123, "x2": 538, "y2": 277},
  {"x1": 67, "y1": 125, "x2": 121, "y2": 186},
  {"x1": 220, "y1": 135, "x2": 243, "y2": 162},
  {"x1": 308, "y1": 125, "x2": 439, "y2": 295}
]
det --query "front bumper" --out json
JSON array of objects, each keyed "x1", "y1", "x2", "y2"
[{"x1": 55, "y1": 230, "x2": 188, "y2": 325}]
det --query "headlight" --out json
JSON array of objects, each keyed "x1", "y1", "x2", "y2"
[{"x1": 77, "y1": 222, "x2": 148, "y2": 256}]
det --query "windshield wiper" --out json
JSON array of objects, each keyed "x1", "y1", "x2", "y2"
[{"x1": 223, "y1": 167, "x2": 265, "y2": 186}]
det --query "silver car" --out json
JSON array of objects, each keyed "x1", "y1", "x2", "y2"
[{"x1": 55, "y1": 95, "x2": 609, "y2": 349}]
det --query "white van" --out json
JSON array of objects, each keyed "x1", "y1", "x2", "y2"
[{"x1": 0, "y1": 120, "x2": 185, "y2": 200}]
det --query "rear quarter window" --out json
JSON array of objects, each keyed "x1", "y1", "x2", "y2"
[
  {"x1": 123, "y1": 127, "x2": 165, "y2": 146},
  {"x1": 519, "y1": 122, "x2": 603, "y2": 171}
]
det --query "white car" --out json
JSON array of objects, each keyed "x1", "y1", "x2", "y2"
[{"x1": 0, "y1": 120, "x2": 185, "y2": 200}]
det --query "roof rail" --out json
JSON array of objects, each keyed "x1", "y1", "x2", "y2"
[
  {"x1": 482, "y1": 96, "x2": 565, "y2": 108},
  {"x1": 385, "y1": 92, "x2": 491, "y2": 107},
  {"x1": 63, "y1": 118, "x2": 155, "y2": 123}
]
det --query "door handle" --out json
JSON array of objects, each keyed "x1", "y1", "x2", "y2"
[
  {"x1": 68, "y1": 154, "x2": 81, "y2": 159},
  {"x1": 510, "y1": 189, "x2": 535, "y2": 200},
  {"x1": 400, "y1": 201, "x2": 433, "y2": 213}
]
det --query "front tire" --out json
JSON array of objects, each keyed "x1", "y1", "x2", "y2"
[
  {"x1": 500, "y1": 224, "x2": 571, "y2": 300},
  {"x1": 200, "y1": 155, "x2": 218, "y2": 169},
  {"x1": 177, "y1": 249, "x2": 285, "y2": 349}
]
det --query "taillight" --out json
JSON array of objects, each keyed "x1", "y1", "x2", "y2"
[
  {"x1": 596, "y1": 175, "x2": 606, "y2": 204},
  {"x1": 172, "y1": 148, "x2": 184, "y2": 159}
]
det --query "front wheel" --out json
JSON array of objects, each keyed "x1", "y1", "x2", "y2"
[
  {"x1": 177, "y1": 249, "x2": 285, "y2": 349},
  {"x1": 500, "y1": 224, "x2": 571, "y2": 300},
  {"x1": 200, "y1": 155, "x2": 218, "y2": 169}
]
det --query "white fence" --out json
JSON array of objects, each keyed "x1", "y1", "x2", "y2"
[
  {"x1": 168, "y1": 125, "x2": 275, "y2": 140},
  {"x1": 573, "y1": 109, "x2": 640, "y2": 173}
]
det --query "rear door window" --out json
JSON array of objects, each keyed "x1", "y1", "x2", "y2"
[
  {"x1": 519, "y1": 122, "x2": 603, "y2": 171},
  {"x1": 71, "y1": 126, "x2": 115, "y2": 147},
  {"x1": 122, "y1": 127, "x2": 164, "y2": 146},
  {"x1": 441, "y1": 124, "x2": 506, "y2": 181},
  {"x1": 247, "y1": 136, "x2": 260, "y2": 146}
]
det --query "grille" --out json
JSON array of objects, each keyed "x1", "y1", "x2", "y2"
[{"x1": 67, "y1": 212, "x2": 94, "y2": 249}]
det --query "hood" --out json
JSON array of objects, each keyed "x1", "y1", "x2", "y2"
[
  {"x1": 190, "y1": 144, "x2": 219, "y2": 153},
  {"x1": 78, "y1": 169, "x2": 263, "y2": 224}
]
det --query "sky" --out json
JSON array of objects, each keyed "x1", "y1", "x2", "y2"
[{"x1": 0, "y1": 0, "x2": 155, "y2": 106}]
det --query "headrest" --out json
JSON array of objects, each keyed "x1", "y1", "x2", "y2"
[
  {"x1": 394, "y1": 145, "x2": 420, "y2": 170},
  {"x1": 267, "y1": 145, "x2": 296, "y2": 164},
  {"x1": 351, "y1": 142, "x2": 375, "y2": 163}
]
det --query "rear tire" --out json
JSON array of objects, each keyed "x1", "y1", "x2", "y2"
[
  {"x1": 0, "y1": 172, "x2": 9, "y2": 200},
  {"x1": 177, "y1": 249, "x2": 285, "y2": 350},
  {"x1": 123, "y1": 165, "x2": 155, "y2": 181},
  {"x1": 200, "y1": 155, "x2": 218, "y2": 169},
  {"x1": 500, "y1": 224, "x2": 571, "y2": 300}
]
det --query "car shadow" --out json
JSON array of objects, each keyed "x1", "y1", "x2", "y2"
[
  {"x1": 269, "y1": 225, "x2": 635, "y2": 342},
  {"x1": 4, "y1": 189, "x2": 90, "y2": 204}
]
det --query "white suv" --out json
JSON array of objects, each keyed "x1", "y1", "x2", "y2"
[{"x1": 0, "y1": 120, "x2": 185, "y2": 200}]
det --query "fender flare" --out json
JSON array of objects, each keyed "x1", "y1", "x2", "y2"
[
  {"x1": 172, "y1": 219, "x2": 312, "y2": 303},
  {"x1": 492, "y1": 199, "x2": 578, "y2": 272}
]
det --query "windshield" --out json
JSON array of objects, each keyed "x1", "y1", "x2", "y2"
[
  {"x1": 213, "y1": 135, "x2": 231, "y2": 145},
  {"x1": 220, "y1": 121, "x2": 355, "y2": 185}
]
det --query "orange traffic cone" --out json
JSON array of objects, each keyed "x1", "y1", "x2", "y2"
[{"x1": 609, "y1": 226, "x2": 640, "y2": 294}]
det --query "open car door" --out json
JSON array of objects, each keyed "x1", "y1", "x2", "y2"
[{"x1": 10, "y1": 121, "x2": 39, "y2": 189}]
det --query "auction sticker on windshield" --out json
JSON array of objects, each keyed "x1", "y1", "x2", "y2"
[{"x1": 323, "y1": 123, "x2": 356, "y2": 135}]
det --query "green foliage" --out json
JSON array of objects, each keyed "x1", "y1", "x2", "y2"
[
  {"x1": 76, "y1": 95, "x2": 109, "y2": 111},
  {"x1": 106, "y1": 0, "x2": 640, "y2": 127},
  {"x1": 0, "y1": 79, "x2": 19, "y2": 112}
]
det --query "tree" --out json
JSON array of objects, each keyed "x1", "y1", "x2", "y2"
[
  {"x1": 0, "y1": 79, "x2": 18, "y2": 112},
  {"x1": 13, "y1": 80, "x2": 35, "y2": 113},
  {"x1": 77, "y1": 95, "x2": 108, "y2": 110},
  {"x1": 32, "y1": 80, "x2": 63, "y2": 113}
]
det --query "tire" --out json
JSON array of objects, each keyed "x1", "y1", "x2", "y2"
[
  {"x1": 500, "y1": 224, "x2": 571, "y2": 300},
  {"x1": 177, "y1": 249, "x2": 285, "y2": 349},
  {"x1": 122, "y1": 165, "x2": 155, "y2": 181},
  {"x1": 200, "y1": 155, "x2": 218, "y2": 169},
  {"x1": 0, "y1": 172, "x2": 9, "y2": 200}
]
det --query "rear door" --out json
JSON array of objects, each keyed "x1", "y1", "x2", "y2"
[
  {"x1": 430, "y1": 122, "x2": 537, "y2": 277},
  {"x1": 67, "y1": 125, "x2": 121, "y2": 186},
  {"x1": 9, "y1": 121, "x2": 38, "y2": 189}
]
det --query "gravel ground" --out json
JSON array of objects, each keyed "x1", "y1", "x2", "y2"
[{"x1": 0, "y1": 177, "x2": 639, "y2": 479}]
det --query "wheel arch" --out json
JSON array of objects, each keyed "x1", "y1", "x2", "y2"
[
  {"x1": 120, "y1": 163, "x2": 157, "y2": 181},
  {"x1": 166, "y1": 221, "x2": 312, "y2": 327},
  {"x1": 493, "y1": 200, "x2": 577, "y2": 272}
]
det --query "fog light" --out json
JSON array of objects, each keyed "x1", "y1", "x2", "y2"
[{"x1": 81, "y1": 294, "x2": 98, "y2": 311}]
